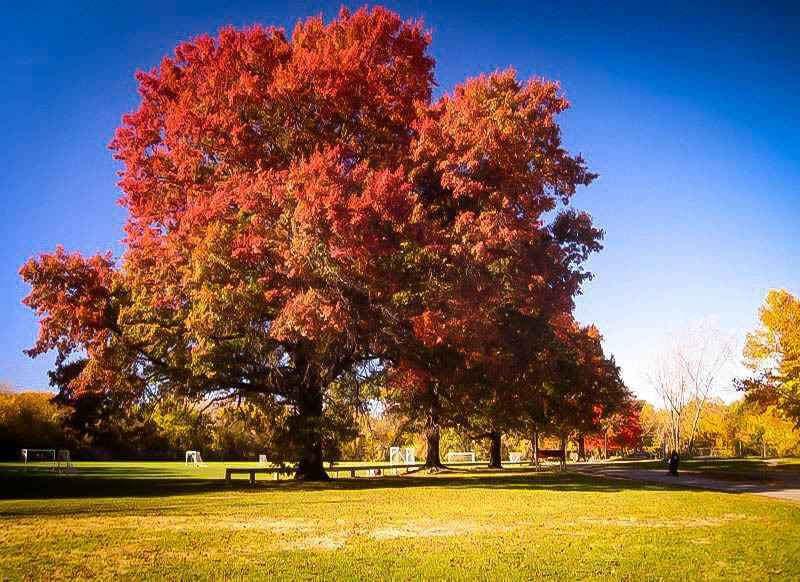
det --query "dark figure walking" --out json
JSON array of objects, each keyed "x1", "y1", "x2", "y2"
[{"x1": 667, "y1": 450, "x2": 680, "y2": 476}]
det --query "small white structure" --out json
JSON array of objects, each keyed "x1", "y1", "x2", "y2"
[
  {"x1": 446, "y1": 451, "x2": 476, "y2": 463},
  {"x1": 388, "y1": 446, "x2": 415, "y2": 464},
  {"x1": 508, "y1": 452, "x2": 523, "y2": 463},
  {"x1": 258, "y1": 454, "x2": 268, "y2": 465},
  {"x1": 185, "y1": 450, "x2": 206, "y2": 467}
]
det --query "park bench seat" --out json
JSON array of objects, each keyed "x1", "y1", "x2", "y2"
[{"x1": 225, "y1": 462, "x2": 427, "y2": 484}]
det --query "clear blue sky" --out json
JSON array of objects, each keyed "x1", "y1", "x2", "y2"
[{"x1": 3, "y1": 1, "x2": 798, "y2": 403}]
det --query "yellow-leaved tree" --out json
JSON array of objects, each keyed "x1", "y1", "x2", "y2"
[{"x1": 741, "y1": 289, "x2": 800, "y2": 426}]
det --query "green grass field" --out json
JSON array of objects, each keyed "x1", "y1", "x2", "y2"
[{"x1": 1, "y1": 462, "x2": 799, "y2": 580}]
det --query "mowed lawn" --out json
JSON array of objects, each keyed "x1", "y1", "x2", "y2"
[{"x1": 1, "y1": 462, "x2": 799, "y2": 580}]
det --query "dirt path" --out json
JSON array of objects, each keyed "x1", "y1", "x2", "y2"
[{"x1": 575, "y1": 464, "x2": 800, "y2": 503}]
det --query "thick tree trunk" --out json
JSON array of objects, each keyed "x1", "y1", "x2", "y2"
[
  {"x1": 424, "y1": 408, "x2": 445, "y2": 470},
  {"x1": 488, "y1": 431, "x2": 503, "y2": 469},
  {"x1": 577, "y1": 434, "x2": 586, "y2": 462},
  {"x1": 560, "y1": 435, "x2": 567, "y2": 470},
  {"x1": 294, "y1": 382, "x2": 329, "y2": 481}
]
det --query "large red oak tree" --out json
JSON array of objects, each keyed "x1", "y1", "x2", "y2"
[{"x1": 21, "y1": 7, "x2": 602, "y2": 479}]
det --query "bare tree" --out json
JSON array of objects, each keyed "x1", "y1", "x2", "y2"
[
  {"x1": 678, "y1": 323, "x2": 733, "y2": 454},
  {"x1": 648, "y1": 322, "x2": 733, "y2": 455},
  {"x1": 649, "y1": 352, "x2": 689, "y2": 454}
]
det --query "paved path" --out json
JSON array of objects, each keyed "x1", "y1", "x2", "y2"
[{"x1": 574, "y1": 464, "x2": 800, "y2": 503}]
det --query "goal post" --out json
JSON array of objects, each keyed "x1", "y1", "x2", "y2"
[
  {"x1": 185, "y1": 450, "x2": 207, "y2": 467},
  {"x1": 21, "y1": 449, "x2": 73, "y2": 472},
  {"x1": 388, "y1": 446, "x2": 415, "y2": 464},
  {"x1": 21, "y1": 448, "x2": 56, "y2": 468},
  {"x1": 446, "y1": 451, "x2": 476, "y2": 463}
]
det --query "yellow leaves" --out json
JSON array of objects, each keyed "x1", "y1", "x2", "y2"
[
  {"x1": 741, "y1": 405, "x2": 800, "y2": 456},
  {"x1": 743, "y1": 289, "x2": 800, "y2": 417}
]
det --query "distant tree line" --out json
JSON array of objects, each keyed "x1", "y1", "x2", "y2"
[
  {"x1": 0, "y1": 385, "x2": 279, "y2": 461},
  {"x1": 0, "y1": 372, "x2": 634, "y2": 463},
  {"x1": 5, "y1": 381, "x2": 798, "y2": 463},
  {"x1": 640, "y1": 397, "x2": 800, "y2": 458}
]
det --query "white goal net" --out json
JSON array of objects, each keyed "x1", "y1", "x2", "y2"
[
  {"x1": 21, "y1": 448, "x2": 55, "y2": 467},
  {"x1": 258, "y1": 454, "x2": 268, "y2": 465},
  {"x1": 185, "y1": 450, "x2": 206, "y2": 467},
  {"x1": 446, "y1": 451, "x2": 476, "y2": 463},
  {"x1": 22, "y1": 449, "x2": 73, "y2": 472},
  {"x1": 388, "y1": 446, "x2": 415, "y2": 464},
  {"x1": 508, "y1": 452, "x2": 523, "y2": 463}
]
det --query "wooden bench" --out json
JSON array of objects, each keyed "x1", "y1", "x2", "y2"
[
  {"x1": 225, "y1": 466, "x2": 295, "y2": 484},
  {"x1": 224, "y1": 459, "x2": 554, "y2": 484},
  {"x1": 225, "y1": 463, "x2": 426, "y2": 484},
  {"x1": 443, "y1": 460, "x2": 532, "y2": 467}
]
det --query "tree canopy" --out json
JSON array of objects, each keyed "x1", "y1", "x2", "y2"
[{"x1": 20, "y1": 7, "x2": 616, "y2": 478}]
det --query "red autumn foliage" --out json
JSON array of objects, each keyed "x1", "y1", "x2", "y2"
[
  {"x1": 585, "y1": 400, "x2": 645, "y2": 453},
  {"x1": 20, "y1": 246, "x2": 115, "y2": 360},
  {"x1": 20, "y1": 7, "x2": 609, "y2": 477}
]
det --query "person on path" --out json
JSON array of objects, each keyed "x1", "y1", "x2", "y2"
[{"x1": 667, "y1": 450, "x2": 680, "y2": 476}]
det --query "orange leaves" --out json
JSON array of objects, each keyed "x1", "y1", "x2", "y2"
[
  {"x1": 270, "y1": 289, "x2": 347, "y2": 342},
  {"x1": 104, "y1": 7, "x2": 439, "y2": 348},
  {"x1": 413, "y1": 70, "x2": 591, "y2": 212},
  {"x1": 18, "y1": 248, "x2": 131, "y2": 398},
  {"x1": 282, "y1": 7, "x2": 433, "y2": 133},
  {"x1": 411, "y1": 310, "x2": 445, "y2": 347},
  {"x1": 111, "y1": 25, "x2": 291, "y2": 223},
  {"x1": 406, "y1": 70, "x2": 602, "y2": 352},
  {"x1": 288, "y1": 147, "x2": 418, "y2": 269},
  {"x1": 20, "y1": 247, "x2": 116, "y2": 358},
  {"x1": 22, "y1": 6, "x2": 608, "y2": 430},
  {"x1": 387, "y1": 362, "x2": 432, "y2": 395}
]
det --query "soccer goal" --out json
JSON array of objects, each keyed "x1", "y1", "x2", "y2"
[
  {"x1": 446, "y1": 451, "x2": 476, "y2": 463},
  {"x1": 388, "y1": 446, "x2": 415, "y2": 464},
  {"x1": 185, "y1": 450, "x2": 207, "y2": 467},
  {"x1": 508, "y1": 452, "x2": 523, "y2": 463},
  {"x1": 21, "y1": 449, "x2": 73, "y2": 472},
  {"x1": 258, "y1": 454, "x2": 270, "y2": 465},
  {"x1": 21, "y1": 448, "x2": 56, "y2": 469}
]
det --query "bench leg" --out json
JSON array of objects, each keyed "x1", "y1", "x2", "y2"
[{"x1": 250, "y1": 472, "x2": 256, "y2": 485}]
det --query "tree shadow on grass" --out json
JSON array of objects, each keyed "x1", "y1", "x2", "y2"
[
  {"x1": 0, "y1": 465, "x2": 676, "y2": 503},
  {"x1": 574, "y1": 463, "x2": 800, "y2": 503},
  {"x1": 602, "y1": 458, "x2": 800, "y2": 484}
]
